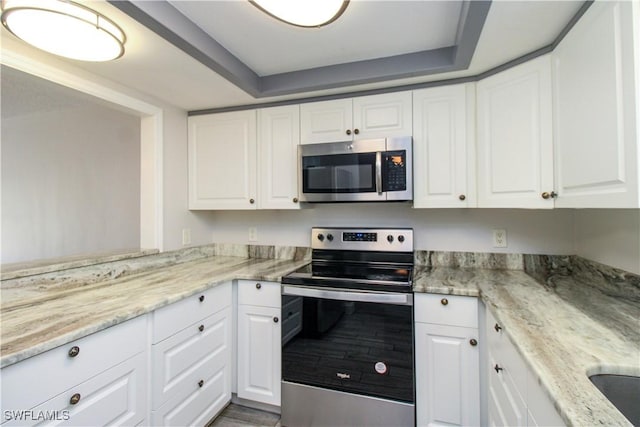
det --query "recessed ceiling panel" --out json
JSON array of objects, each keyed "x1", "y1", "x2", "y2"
[{"x1": 168, "y1": 0, "x2": 463, "y2": 76}]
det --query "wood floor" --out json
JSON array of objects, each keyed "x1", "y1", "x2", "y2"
[{"x1": 208, "y1": 403, "x2": 281, "y2": 427}]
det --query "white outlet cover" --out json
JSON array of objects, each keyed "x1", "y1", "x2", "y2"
[{"x1": 492, "y1": 229, "x2": 507, "y2": 248}]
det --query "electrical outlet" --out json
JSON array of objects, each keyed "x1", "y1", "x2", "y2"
[
  {"x1": 182, "y1": 228, "x2": 191, "y2": 246},
  {"x1": 248, "y1": 227, "x2": 258, "y2": 242},
  {"x1": 492, "y1": 229, "x2": 507, "y2": 248}
]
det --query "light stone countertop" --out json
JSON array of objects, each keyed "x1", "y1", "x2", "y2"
[
  {"x1": 0, "y1": 255, "x2": 307, "y2": 368},
  {"x1": 2, "y1": 253, "x2": 638, "y2": 426},
  {"x1": 414, "y1": 266, "x2": 640, "y2": 427}
]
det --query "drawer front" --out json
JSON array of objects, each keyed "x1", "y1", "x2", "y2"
[
  {"x1": 237, "y1": 280, "x2": 280, "y2": 308},
  {"x1": 152, "y1": 361, "x2": 231, "y2": 427},
  {"x1": 153, "y1": 282, "x2": 231, "y2": 343},
  {"x1": 152, "y1": 307, "x2": 231, "y2": 409},
  {"x1": 488, "y1": 350, "x2": 527, "y2": 427},
  {"x1": 415, "y1": 293, "x2": 478, "y2": 328},
  {"x1": 1, "y1": 315, "x2": 147, "y2": 414},
  {"x1": 4, "y1": 352, "x2": 147, "y2": 427},
  {"x1": 486, "y1": 309, "x2": 527, "y2": 395}
]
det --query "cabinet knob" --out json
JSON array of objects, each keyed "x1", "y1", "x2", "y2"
[
  {"x1": 346, "y1": 129, "x2": 352, "y2": 135},
  {"x1": 354, "y1": 128, "x2": 359, "y2": 135},
  {"x1": 494, "y1": 323, "x2": 502, "y2": 333},
  {"x1": 69, "y1": 393, "x2": 81, "y2": 405},
  {"x1": 541, "y1": 191, "x2": 557, "y2": 200},
  {"x1": 199, "y1": 295, "x2": 205, "y2": 303},
  {"x1": 494, "y1": 364, "x2": 504, "y2": 374},
  {"x1": 293, "y1": 197, "x2": 299, "y2": 203},
  {"x1": 459, "y1": 194, "x2": 466, "y2": 201},
  {"x1": 249, "y1": 198, "x2": 255, "y2": 204},
  {"x1": 68, "y1": 346, "x2": 80, "y2": 358},
  {"x1": 198, "y1": 324, "x2": 205, "y2": 332},
  {"x1": 440, "y1": 298, "x2": 448, "y2": 306},
  {"x1": 541, "y1": 192, "x2": 550, "y2": 199},
  {"x1": 273, "y1": 317, "x2": 279, "y2": 323},
  {"x1": 256, "y1": 283, "x2": 261, "y2": 289},
  {"x1": 469, "y1": 338, "x2": 478, "y2": 346},
  {"x1": 198, "y1": 380, "x2": 204, "y2": 388}
]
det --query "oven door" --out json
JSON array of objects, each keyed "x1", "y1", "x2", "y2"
[
  {"x1": 281, "y1": 285, "x2": 414, "y2": 404},
  {"x1": 299, "y1": 139, "x2": 386, "y2": 202}
]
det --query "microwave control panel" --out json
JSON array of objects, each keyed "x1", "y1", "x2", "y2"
[{"x1": 383, "y1": 150, "x2": 407, "y2": 192}]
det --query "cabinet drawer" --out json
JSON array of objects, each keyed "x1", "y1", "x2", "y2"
[
  {"x1": 153, "y1": 282, "x2": 231, "y2": 343},
  {"x1": 4, "y1": 352, "x2": 147, "y2": 427},
  {"x1": 486, "y1": 309, "x2": 527, "y2": 395},
  {"x1": 152, "y1": 361, "x2": 231, "y2": 427},
  {"x1": 1, "y1": 315, "x2": 146, "y2": 413},
  {"x1": 414, "y1": 293, "x2": 478, "y2": 328},
  {"x1": 237, "y1": 280, "x2": 280, "y2": 308},
  {"x1": 152, "y1": 307, "x2": 231, "y2": 409}
]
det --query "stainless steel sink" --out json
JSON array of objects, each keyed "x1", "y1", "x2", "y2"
[{"x1": 589, "y1": 374, "x2": 640, "y2": 426}]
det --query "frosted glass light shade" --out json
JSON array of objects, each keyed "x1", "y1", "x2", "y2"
[
  {"x1": 1, "y1": 0, "x2": 126, "y2": 61},
  {"x1": 251, "y1": 0, "x2": 349, "y2": 28}
]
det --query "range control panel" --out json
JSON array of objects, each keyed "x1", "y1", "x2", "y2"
[{"x1": 311, "y1": 228, "x2": 413, "y2": 252}]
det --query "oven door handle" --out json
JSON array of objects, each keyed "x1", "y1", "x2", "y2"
[{"x1": 282, "y1": 286, "x2": 413, "y2": 306}]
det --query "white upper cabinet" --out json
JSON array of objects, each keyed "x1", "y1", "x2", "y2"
[
  {"x1": 300, "y1": 92, "x2": 412, "y2": 144},
  {"x1": 257, "y1": 105, "x2": 301, "y2": 209},
  {"x1": 413, "y1": 84, "x2": 476, "y2": 208},
  {"x1": 477, "y1": 55, "x2": 555, "y2": 208},
  {"x1": 188, "y1": 110, "x2": 257, "y2": 210},
  {"x1": 553, "y1": 0, "x2": 640, "y2": 208}
]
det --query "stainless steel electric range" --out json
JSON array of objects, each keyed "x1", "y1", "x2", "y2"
[{"x1": 280, "y1": 227, "x2": 415, "y2": 427}]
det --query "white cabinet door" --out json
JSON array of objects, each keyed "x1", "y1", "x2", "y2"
[
  {"x1": 257, "y1": 105, "x2": 301, "y2": 209},
  {"x1": 300, "y1": 99, "x2": 353, "y2": 144},
  {"x1": 353, "y1": 91, "x2": 413, "y2": 139},
  {"x1": 237, "y1": 304, "x2": 281, "y2": 406},
  {"x1": 188, "y1": 110, "x2": 257, "y2": 210},
  {"x1": 477, "y1": 55, "x2": 555, "y2": 208},
  {"x1": 553, "y1": 1, "x2": 639, "y2": 208},
  {"x1": 415, "y1": 323, "x2": 480, "y2": 427},
  {"x1": 13, "y1": 353, "x2": 147, "y2": 427},
  {"x1": 413, "y1": 84, "x2": 475, "y2": 208}
]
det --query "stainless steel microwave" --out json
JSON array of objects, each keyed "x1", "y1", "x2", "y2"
[{"x1": 298, "y1": 136, "x2": 412, "y2": 202}]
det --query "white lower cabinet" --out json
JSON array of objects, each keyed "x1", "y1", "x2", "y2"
[
  {"x1": 151, "y1": 282, "x2": 233, "y2": 427},
  {"x1": 486, "y1": 307, "x2": 564, "y2": 427},
  {"x1": 236, "y1": 281, "x2": 281, "y2": 407},
  {"x1": 0, "y1": 315, "x2": 148, "y2": 427},
  {"x1": 415, "y1": 294, "x2": 480, "y2": 427}
]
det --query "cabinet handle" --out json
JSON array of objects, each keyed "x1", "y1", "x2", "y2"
[
  {"x1": 293, "y1": 197, "x2": 299, "y2": 203},
  {"x1": 249, "y1": 198, "x2": 255, "y2": 204},
  {"x1": 346, "y1": 129, "x2": 352, "y2": 135},
  {"x1": 198, "y1": 324, "x2": 205, "y2": 332},
  {"x1": 68, "y1": 346, "x2": 80, "y2": 358},
  {"x1": 440, "y1": 298, "x2": 448, "y2": 306},
  {"x1": 354, "y1": 128, "x2": 359, "y2": 135},
  {"x1": 494, "y1": 364, "x2": 503, "y2": 374},
  {"x1": 459, "y1": 194, "x2": 466, "y2": 201},
  {"x1": 199, "y1": 295, "x2": 205, "y2": 302},
  {"x1": 541, "y1": 191, "x2": 557, "y2": 200},
  {"x1": 273, "y1": 317, "x2": 279, "y2": 323},
  {"x1": 541, "y1": 192, "x2": 550, "y2": 199},
  {"x1": 256, "y1": 283, "x2": 261, "y2": 289},
  {"x1": 494, "y1": 323, "x2": 502, "y2": 333},
  {"x1": 69, "y1": 393, "x2": 81, "y2": 405},
  {"x1": 198, "y1": 380, "x2": 204, "y2": 388},
  {"x1": 469, "y1": 339, "x2": 478, "y2": 346}
]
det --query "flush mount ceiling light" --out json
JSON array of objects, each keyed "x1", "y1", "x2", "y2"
[
  {"x1": 1, "y1": 0, "x2": 126, "y2": 61},
  {"x1": 250, "y1": 0, "x2": 349, "y2": 28}
]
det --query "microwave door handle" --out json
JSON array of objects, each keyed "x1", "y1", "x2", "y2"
[{"x1": 375, "y1": 151, "x2": 383, "y2": 194}]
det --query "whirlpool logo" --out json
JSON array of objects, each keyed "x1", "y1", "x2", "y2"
[{"x1": 336, "y1": 372, "x2": 351, "y2": 379}]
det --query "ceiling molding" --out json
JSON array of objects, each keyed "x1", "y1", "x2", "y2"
[{"x1": 108, "y1": 0, "x2": 491, "y2": 98}]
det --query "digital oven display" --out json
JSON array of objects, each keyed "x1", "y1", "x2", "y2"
[{"x1": 342, "y1": 232, "x2": 377, "y2": 242}]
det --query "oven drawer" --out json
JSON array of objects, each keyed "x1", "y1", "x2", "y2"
[
  {"x1": 414, "y1": 293, "x2": 478, "y2": 328},
  {"x1": 237, "y1": 280, "x2": 280, "y2": 308}
]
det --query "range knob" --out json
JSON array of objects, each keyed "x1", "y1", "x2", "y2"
[
  {"x1": 326, "y1": 233, "x2": 334, "y2": 242},
  {"x1": 387, "y1": 235, "x2": 394, "y2": 243},
  {"x1": 398, "y1": 235, "x2": 405, "y2": 243},
  {"x1": 317, "y1": 233, "x2": 325, "y2": 242}
]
